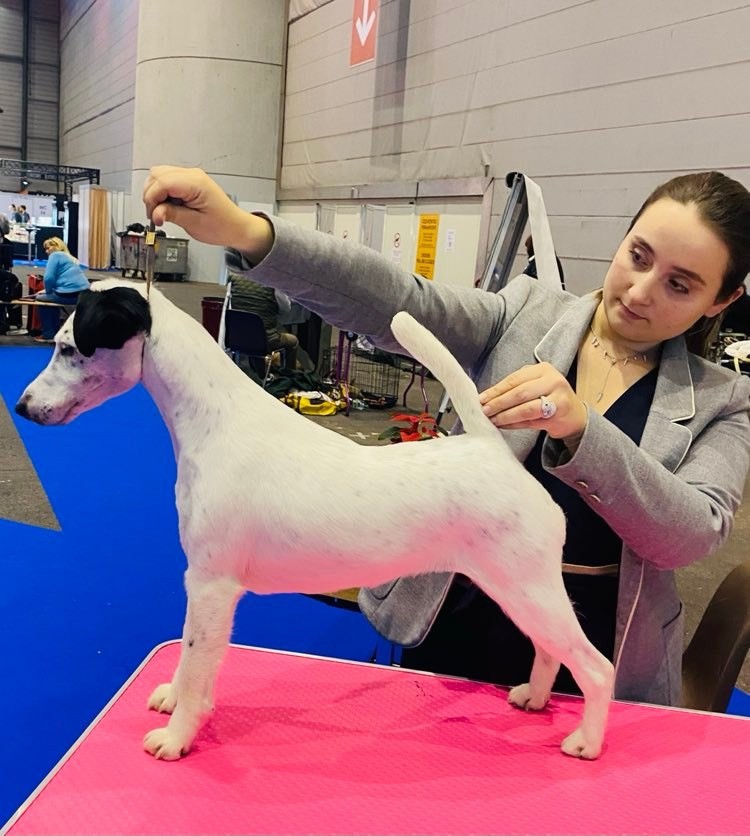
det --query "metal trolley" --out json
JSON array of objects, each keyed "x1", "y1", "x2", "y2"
[{"x1": 118, "y1": 233, "x2": 189, "y2": 281}]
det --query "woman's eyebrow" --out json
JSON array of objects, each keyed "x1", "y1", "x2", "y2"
[{"x1": 632, "y1": 236, "x2": 706, "y2": 285}]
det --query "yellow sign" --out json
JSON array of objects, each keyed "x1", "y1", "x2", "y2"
[{"x1": 414, "y1": 213, "x2": 440, "y2": 280}]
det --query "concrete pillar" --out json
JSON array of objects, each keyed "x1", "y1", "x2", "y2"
[{"x1": 131, "y1": 0, "x2": 285, "y2": 283}]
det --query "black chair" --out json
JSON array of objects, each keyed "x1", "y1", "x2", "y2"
[
  {"x1": 223, "y1": 307, "x2": 284, "y2": 388},
  {"x1": 682, "y1": 559, "x2": 750, "y2": 712}
]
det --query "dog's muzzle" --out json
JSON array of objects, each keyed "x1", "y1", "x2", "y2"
[{"x1": 15, "y1": 394, "x2": 31, "y2": 419}]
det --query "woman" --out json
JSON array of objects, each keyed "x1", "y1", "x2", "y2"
[
  {"x1": 35, "y1": 237, "x2": 89, "y2": 343},
  {"x1": 143, "y1": 166, "x2": 750, "y2": 706}
]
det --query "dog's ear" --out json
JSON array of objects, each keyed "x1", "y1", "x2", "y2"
[{"x1": 73, "y1": 287, "x2": 152, "y2": 358}]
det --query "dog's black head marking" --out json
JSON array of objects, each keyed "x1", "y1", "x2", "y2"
[{"x1": 73, "y1": 287, "x2": 152, "y2": 358}]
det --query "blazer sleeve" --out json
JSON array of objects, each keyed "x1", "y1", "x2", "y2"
[
  {"x1": 226, "y1": 214, "x2": 511, "y2": 371},
  {"x1": 541, "y1": 374, "x2": 750, "y2": 569}
]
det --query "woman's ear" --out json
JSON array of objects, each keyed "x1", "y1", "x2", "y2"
[{"x1": 706, "y1": 286, "x2": 745, "y2": 319}]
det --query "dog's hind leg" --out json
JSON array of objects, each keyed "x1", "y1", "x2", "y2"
[
  {"x1": 508, "y1": 643, "x2": 560, "y2": 710},
  {"x1": 144, "y1": 570, "x2": 243, "y2": 760},
  {"x1": 479, "y1": 573, "x2": 614, "y2": 759},
  {"x1": 555, "y1": 635, "x2": 613, "y2": 760}
]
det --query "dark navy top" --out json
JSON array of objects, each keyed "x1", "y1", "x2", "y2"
[{"x1": 525, "y1": 358, "x2": 658, "y2": 567}]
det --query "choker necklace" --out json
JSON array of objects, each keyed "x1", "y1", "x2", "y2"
[{"x1": 589, "y1": 326, "x2": 651, "y2": 402}]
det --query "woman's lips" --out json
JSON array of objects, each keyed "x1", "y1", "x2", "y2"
[{"x1": 619, "y1": 300, "x2": 647, "y2": 321}]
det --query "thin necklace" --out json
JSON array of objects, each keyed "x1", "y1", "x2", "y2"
[{"x1": 588, "y1": 326, "x2": 651, "y2": 403}]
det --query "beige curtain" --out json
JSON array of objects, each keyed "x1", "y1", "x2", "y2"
[{"x1": 88, "y1": 188, "x2": 110, "y2": 269}]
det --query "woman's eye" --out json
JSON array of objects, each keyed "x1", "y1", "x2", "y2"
[
  {"x1": 669, "y1": 279, "x2": 689, "y2": 294},
  {"x1": 629, "y1": 247, "x2": 647, "y2": 266}
]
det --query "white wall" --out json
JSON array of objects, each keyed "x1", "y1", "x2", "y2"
[
  {"x1": 59, "y1": 0, "x2": 139, "y2": 192},
  {"x1": 283, "y1": 0, "x2": 750, "y2": 293}
]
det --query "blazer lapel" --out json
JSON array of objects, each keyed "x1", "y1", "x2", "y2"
[
  {"x1": 502, "y1": 292, "x2": 600, "y2": 461},
  {"x1": 533, "y1": 292, "x2": 600, "y2": 371},
  {"x1": 640, "y1": 336, "x2": 694, "y2": 472},
  {"x1": 533, "y1": 291, "x2": 694, "y2": 473}
]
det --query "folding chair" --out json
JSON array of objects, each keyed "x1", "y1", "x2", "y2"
[
  {"x1": 682, "y1": 559, "x2": 750, "y2": 712},
  {"x1": 223, "y1": 307, "x2": 284, "y2": 388}
]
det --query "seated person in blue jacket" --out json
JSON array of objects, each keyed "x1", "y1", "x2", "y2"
[{"x1": 35, "y1": 237, "x2": 90, "y2": 343}]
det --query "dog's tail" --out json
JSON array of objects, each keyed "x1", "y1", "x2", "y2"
[{"x1": 390, "y1": 311, "x2": 494, "y2": 436}]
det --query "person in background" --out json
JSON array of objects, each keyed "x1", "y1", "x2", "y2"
[
  {"x1": 34, "y1": 237, "x2": 89, "y2": 343},
  {"x1": 228, "y1": 273, "x2": 299, "y2": 371},
  {"x1": 0, "y1": 211, "x2": 13, "y2": 271},
  {"x1": 523, "y1": 234, "x2": 566, "y2": 289},
  {"x1": 11, "y1": 204, "x2": 22, "y2": 224},
  {"x1": 144, "y1": 166, "x2": 750, "y2": 708},
  {"x1": 19, "y1": 205, "x2": 30, "y2": 224},
  {"x1": 0, "y1": 265, "x2": 24, "y2": 335}
]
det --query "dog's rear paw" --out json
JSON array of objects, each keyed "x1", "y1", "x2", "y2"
[
  {"x1": 561, "y1": 727, "x2": 602, "y2": 760},
  {"x1": 143, "y1": 727, "x2": 191, "y2": 760},
  {"x1": 148, "y1": 683, "x2": 177, "y2": 714},
  {"x1": 508, "y1": 682, "x2": 550, "y2": 711}
]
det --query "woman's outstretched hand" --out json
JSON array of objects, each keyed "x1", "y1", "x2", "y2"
[
  {"x1": 479, "y1": 362, "x2": 588, "y2": 442},
  {"x1": 142, "y1": 165, "x2": 273, "y2": 259}
]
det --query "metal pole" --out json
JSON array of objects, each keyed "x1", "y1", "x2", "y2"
[
  {"x1": 435, "y1": 172, "x2": 530, "y2": 426},
  {"x1": 20, "y1": 0, "x2": 31, "y2": 164}
]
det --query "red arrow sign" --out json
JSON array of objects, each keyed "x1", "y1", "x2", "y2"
[{"x1": 350, "y1": 0, "x2": 379, "y2": 66}]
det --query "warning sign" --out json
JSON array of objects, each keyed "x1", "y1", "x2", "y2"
[
  {"x1": 414, "y1": 214, "x2": 440, "y2": 280},
  {"x1": 350, "y1": 0, "x2": 379, "y2": 67}
]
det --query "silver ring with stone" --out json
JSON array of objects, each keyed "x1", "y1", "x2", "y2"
[{"x1": 539, "y1": 395, "x2": 557, "y2": 420}]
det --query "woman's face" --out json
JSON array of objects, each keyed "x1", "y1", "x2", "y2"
[
  {"x1": 602, "y1": 198, "x2": 741, "y2": 348},
  {"x1": 44, "y1": 241, "x2": 58, "y2": 255}
]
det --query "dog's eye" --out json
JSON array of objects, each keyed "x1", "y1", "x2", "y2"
[{"x1": 59, "y1": 345, "x2": 76, "y2": 357}]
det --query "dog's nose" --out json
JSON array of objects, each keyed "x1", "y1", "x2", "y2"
[{"x1": 15, "y1": 395, "x2": 30, "y2": 419}]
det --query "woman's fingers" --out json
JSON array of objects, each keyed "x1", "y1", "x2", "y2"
[
  {"x1": 142, "y1": 165, "x2": 254, "y2": 249},
  {"x1": 143, "y1": 167, "x2": 209, "y2": 219},
  {"x1": 479, "y1": 362, "x2": 588, "y2": 438},
  {"x1": 479, "y1": 364, "x2": 548, "y2": 416}
]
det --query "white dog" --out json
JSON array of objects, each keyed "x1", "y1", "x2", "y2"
[{"x1": 16, "y1": 280, "x2": 613, "y2": 760}]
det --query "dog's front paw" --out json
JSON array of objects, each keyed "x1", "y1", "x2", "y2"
[
  {"x1": 143, "y1": 726, "x2": 191, "y2": 760},
  {"x1": 148, "y1": 683, "x2": 177, "y2": 714},
  {"x1": 561, "y1": 726, "x2": 602, "y2": 760},
  {"x1": 508, "y1": 682, "x2": 550, "y2": 711}
]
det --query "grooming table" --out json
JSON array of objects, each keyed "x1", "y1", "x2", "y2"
[{"x1": 4, "y1": 641, "x2": 749, "y2": 835}]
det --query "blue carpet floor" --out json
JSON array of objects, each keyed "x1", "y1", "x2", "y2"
[{"x1": 0, "y1": 347, "x2": 386, "y2": 827}]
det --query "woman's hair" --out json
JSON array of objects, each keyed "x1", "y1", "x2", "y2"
[
  {"x1": 44, "y1": 236, "x2": 70, "y2": 254},
  {"x1": 627, "y1": 171, "x2": 750, "y2": 355}
]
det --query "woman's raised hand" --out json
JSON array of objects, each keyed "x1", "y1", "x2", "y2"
[
  {"x1": 142, "y1": 166, "x2": 273, "y2": 258},
  {"x1": 479, "y1": 361, "x2": 588, "y2": 441}
]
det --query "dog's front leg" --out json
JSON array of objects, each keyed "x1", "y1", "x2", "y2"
[{"x1": 144, "y1": 570, "x2": 242, "y2": 760}]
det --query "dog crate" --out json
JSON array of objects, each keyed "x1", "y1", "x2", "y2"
[{"x1": 321, "y1": 338, "x2": 401, "y2": 411}]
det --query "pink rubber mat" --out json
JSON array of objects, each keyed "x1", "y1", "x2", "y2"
[{"x1": 5, "y1": 641, "x2": 749, "y2": 835}]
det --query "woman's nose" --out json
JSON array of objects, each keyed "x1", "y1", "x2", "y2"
[{"x1": 628, "y1": 273, "x2": 657, "y2": 306}]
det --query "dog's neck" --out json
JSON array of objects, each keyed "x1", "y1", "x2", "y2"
[{"x1": 139, "y1": 291, "x2": 271, "y2": 457}]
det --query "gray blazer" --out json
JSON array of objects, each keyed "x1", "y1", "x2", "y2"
[{"x1": 228, "y1": 217, "x2": 750, "y2": 706}]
